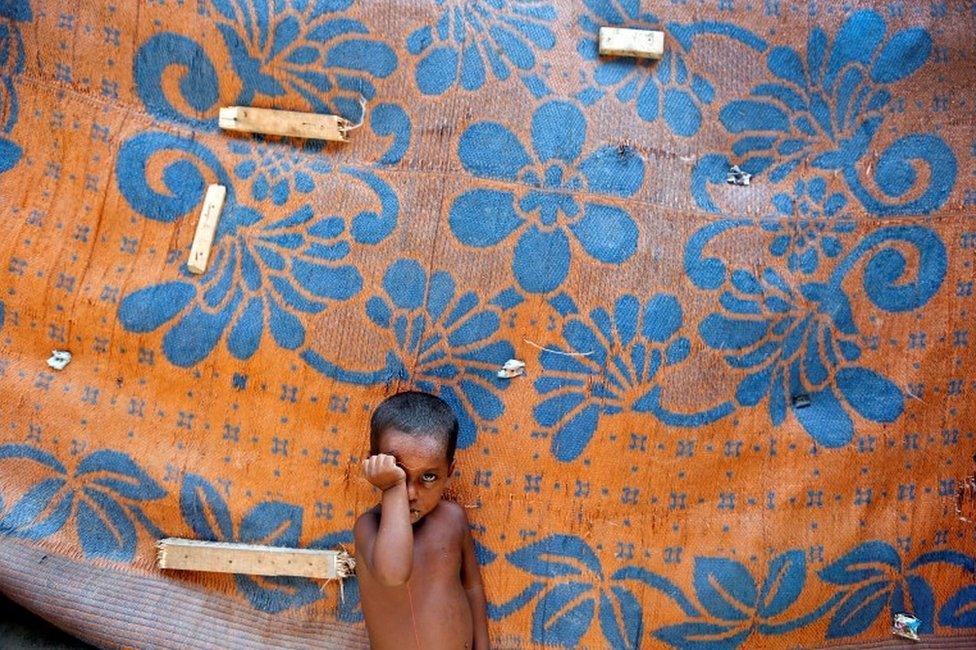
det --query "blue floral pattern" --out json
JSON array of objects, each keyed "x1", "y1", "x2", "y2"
[
  {"x1": 654, "y1": 551, "x2": 841, "y2": 647},
  {"x1": 693, "y1": 10, "x2": 957, "y2": 215},
  {"x1": 687, "y1": 221, "x2": 947, "y2": 447},
  {"x1": 229, "y1": 139, "x2": 333, "y2": 206},
  {"x1": 134, "y1": 1, "x2": 395, "y2": 130},
  {"x1": 494, "y1": 534, "x2": 694, "y2": 648},
  {"x1": 763, "y1": 178, "x2": 855, "y2": 275},
  {"x1": 0, "y1": 0, "x2": 29, "y2": 174},
  {"x1": 179, "y1": 472, "x2": 323, "y2": 613},
  {"x1": 533, "y1": 293, "x2": 732, "y2": 462},
  {"x1": 116, "y1": 132, "x2": 397, "y2": 368},
  {"x1": 819, "y1": 542, "x2": 976, "y2": 639},
  {"x1": 302, "y1": 259, "x2": 519, "y2": 449},
  {"x1": 576, "y1": 1, "x2": 716, "y2": 137},
  {"x1": 492, "y1": 535, "x2": 976, "y2": 648},
  {"x1": 0, "y1": 444, "x2": 165, "y2": 562},
  {"x1": 406, "y1": 0, "x2": 556, "y2": 97},
  {"x1": 450, "y1": 100, "x2": 644, "y2": 294}
]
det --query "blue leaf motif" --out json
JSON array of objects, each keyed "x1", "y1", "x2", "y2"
[
  {"x1": 76, "y1": 487, "x2": 138, "y2": 561},
  {"x1": 0, "y1": 444, "x2": 67, "y2": 472},
  {"x1": 892, "y1": 575, "x2": 935, "y2": 634},
  {"x1": 235, "y1": 573, "x2": 322, "y2": 614},
  {"x1": 75, "y1": 450, "x2": 166, "y2": 501},
  {"x1": 693, "y1": 557, "x2": 756, "y2": 621},
  {"x1": 0, "y1": 137, "x2": 20, "y2": 174},
  {"x1": 792, "y1": 386, "x2": 855, "y2": 448},
  {"x1": 238, "y1": 502, "x2": 302, "y2": 547},
  {"x1": 939, "y1": 585, "x2": 976, "y2": 629},
  {"x1": 118, "y1": 282, "x2": 196, "y2": 333},
  {"x1": 652, "y1": 621, "x2": 750, "y2": 649},
  {"x1": 819, "y1": 541, "x2": 900, "y2": 585},
  {"x1": 0, "y1": 478, "x2": 71, "y2": 539},
  {"x1": 0, "y1": 0, "x2": 32, "y2": 21},
  {"x1": 531, "y1": 582, "x2": 594, "y2": 648},
  {"x1": 179, "y1": 473, "x2": 233, "y2": 541},
  {"x1": 870, "y1": 28, "x2": 930, "y2": 84},
  {"x1": 825, "y1": 581, "x2": 891, "y2": 639},
  {"x1": 508, "y1": 535, "x2": 602, "y2": 579},
  {"x1": 757, "y1": 550, "x2": 805, "y2": 618},
  {"x1": 835, "y1": 367, "x2": 903, "y2": 423},
  {"x1": 599, "y1": 587, "x2": 642, "y2": 650}
]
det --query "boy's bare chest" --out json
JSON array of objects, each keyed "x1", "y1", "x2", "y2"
[{"x1": 411, "y1": 522, "x2": 461, "y2": 575}]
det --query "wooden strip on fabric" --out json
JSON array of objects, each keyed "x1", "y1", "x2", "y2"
[
  {"x1": 218, "y1": 106, "x2": 350, "y2": 141},
  {"x1": 187, "y1": 185, "x2": 226, "y2": 275},
  {"x1": 157, "y1": 537, "x2": 353, "y2": 579},
  {"x1": 0, "y1": 537, "x2": 368, "y2": 650}
]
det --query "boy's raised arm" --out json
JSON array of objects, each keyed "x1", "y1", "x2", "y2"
[
  {"x1": 355, "y1": 454, "x2": 413, "y2": 586},
  {"x1": 460, "y1": 513, "x2": 490, "y2": 649}
]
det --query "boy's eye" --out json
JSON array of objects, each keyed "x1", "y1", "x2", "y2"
[{"x1": 422, "y1": 472, "x2": 437, "y2": 482}]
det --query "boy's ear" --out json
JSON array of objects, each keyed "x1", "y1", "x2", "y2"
[{"x1": 448, "y1": 459, "x2": 456, "y2": 477}]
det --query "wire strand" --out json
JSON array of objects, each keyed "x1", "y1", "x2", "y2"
[{"x1": 406, "y1": 581, "x2": 422, "y2": 650}]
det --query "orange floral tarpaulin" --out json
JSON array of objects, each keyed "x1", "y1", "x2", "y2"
[{"x1": 1, "y1": 0, "x2": 974, "y2": 648}]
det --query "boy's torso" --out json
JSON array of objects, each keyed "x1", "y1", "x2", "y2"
[{"x1": 357, "y1": 501, "x2": 474, "y2": 649}]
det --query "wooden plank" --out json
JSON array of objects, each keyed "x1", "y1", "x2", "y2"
[
  {"x1": 157, "y1": 538, "x2": 354, "y2": 579},
  {"x1": 598, "y1": 27, "x2": 664, "y2": 59},
  {"x1": 2, "y1": 536, "x2": 369, "y2": 649},
  {"x1": 187, "y1": 184, "x2": 226, "y2": 275},
  {"x1": 218, "y1": 106, "x2": 350, "y2": 141}
]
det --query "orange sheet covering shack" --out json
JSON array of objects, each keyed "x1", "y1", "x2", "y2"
[{"x1": 1, "y1": 0, "x2": 974, "y2": 647}]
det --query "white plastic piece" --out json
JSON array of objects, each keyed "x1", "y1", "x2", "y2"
[
  {"x1": 497, "y1": 359, "x2": 526, "y2": 379},
  {"x1": 47, "y1": 350, "x2": 71, "y2": 370}
]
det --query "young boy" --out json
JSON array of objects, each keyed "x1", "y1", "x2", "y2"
[{"x1": 354, "y1": 391, "x2": 490, "y2": 649}]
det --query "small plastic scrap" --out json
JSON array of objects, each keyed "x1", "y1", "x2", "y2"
[
  {"x1": 892, "y1": 613, "x2": 921, "y2": 641},
  {"x1": 791, "y1": 393, "x2": 811, "y2": 409},
  {"x1": 47, "y1": 350, "x2": 72, "y2": 370},
  {"x1": 726, "y1": 165, "x2": 751, "y2": 186},
  {"x1": 497, "y1": 359, "x2": 526, "y2": 379}
]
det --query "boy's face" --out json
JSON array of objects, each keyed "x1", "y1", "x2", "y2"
[{"x1": 377, "y1": 429, "x2": 453, "y2": 523}]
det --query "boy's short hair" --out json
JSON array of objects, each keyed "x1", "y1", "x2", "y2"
[{"x1": 369, "y1": 391, "x2": 459, "y2": 463}]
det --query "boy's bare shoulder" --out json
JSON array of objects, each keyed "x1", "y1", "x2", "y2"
[
  {"x1": 353, "y1": 506, "x2": 381, "y2": 540},
  {"x1": 434, "y1": 500, "x2": 470, "y2": 531}
]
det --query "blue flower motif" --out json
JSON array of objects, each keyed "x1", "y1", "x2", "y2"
[
  {"x1": 179, "y1": 473, "x2": 323, "y2": 613},
  {"x1": 533, "y1": 294, "x2": 731, "y2": 462},
  {"x1": 120, "y1": 200, "x2": 363, "y2": 367},
  {"x1": 688, "y1": 221, "x2": 946, "y2": 448},
  {"x1": 406, "y1": 0, "x2": 556, "y2": 97},
  {"x1": 695, "y1": 9, "x2": 956, "y2": 216},
  {"x1": 0, "y1": 136, "x2": 18, "y2": 175},
  {"x1": 763, "y1": 178, "x2": 855, "y2": 275},
  {"x1": 0, "y1": 1, "x2": 29, "y2": 175},
  {"x1": 819, "y1": 542, "x2": 976, "y2": 638},
  {"x1": 116, "y1": 132, "x2": 398, "y2": 368},
  {"x1": 451, "y1": 100, "x2": 644, "y2": 294},
  {"x1": 0, "y1": 445, "x2": 166, "y2": 562},
  {"x1": 576, "y1": 0, "x2": 714, "y2": 137},
  {"x1": 721, "y1": 10, "x2": 930, "y2": 182},
  {"x1": 229, "y1": 140, "x2": 332, "y2": 206},
  {"x1": 501, "y1": 534, "x2": 694, "y2": 649},
  {"x1": 699, "y1": 264, "x2": 903, "y2": 448},
  {"x1": 358, "y1": 260, "x2": 517, "y2": 449},
  {"x1": 654, "y1": 551, "x2": 839, "y2": 648},
  {"x1": 208, "y1": 0, "x2": 396, "y2": 118}
]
